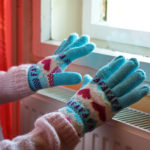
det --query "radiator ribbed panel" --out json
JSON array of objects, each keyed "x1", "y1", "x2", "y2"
[
  {"x1": 38, "y1": 87, "x2": 75, "y2": 102},
  {"x1": 38, "y1": 87, "x2": 150, "y2": 133},
  {"x1": 113, "y1": 107, "x2": 150, "y2": 132}
]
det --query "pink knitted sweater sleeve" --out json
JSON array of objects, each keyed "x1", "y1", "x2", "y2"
[
  {"x1": 0, "y1": 112, "x2": 80, "y2": 150},
  {"x1": 0, "y1": 64, "x2": 34, "y2": 104},
  {"x1": 0, "y1": 65, "x2": 80, "y2": 149}
]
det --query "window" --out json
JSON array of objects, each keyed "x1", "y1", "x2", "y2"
[
  {"x1": 102, "y1": 0, "x2": 150, "y2": 32},
  {"x1": 96, "y1": 0, "x2": 150, "y2": 32},
  {"x1": 82, "y1": 0, "x2": 150, "y2": 49},
  {"x1": 32, "y1": 0, "x2": 150, "y2": 82},
  {"x1": 32, "y1": 0, "x2": 57, "y2": 59}
]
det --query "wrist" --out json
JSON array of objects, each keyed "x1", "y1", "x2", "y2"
[
  {"x1": 59, "y1": 84, "x2": 114, "y2": 136},
  {"x1": 59, "y1": 106, "x2": 84, "y2": 137},
  {"x1": 59, "y1": 96, "x2": 98, "y2": 137},
  {"x1": 28, "y1": 64, "x2": 50, "y2": 91}
]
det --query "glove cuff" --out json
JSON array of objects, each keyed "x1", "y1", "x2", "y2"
[
  {"x1": 28, "y1": 64, "x2": 50, "y2": 91},
  {"x1": 59, "y1": 83, "x2": 114, "y2": 136}
]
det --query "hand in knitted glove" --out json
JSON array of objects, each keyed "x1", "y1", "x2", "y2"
[
  {"x1": 59, "y1": 56, "x2": 150, "y2": 136},
  {"x1": 28, "y1": 33, "x2": 95, "y2": 91}
]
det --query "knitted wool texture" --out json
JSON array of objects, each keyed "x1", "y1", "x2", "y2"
[
  {"x1": 28, "y1": 33, "x2": 95, "y2": 91},
  {"x1": 59, "y1": 56, "x2": 150, "y2": 136}
]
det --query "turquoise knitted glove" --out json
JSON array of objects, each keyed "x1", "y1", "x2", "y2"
[
  {"x1": 59, "y1": 56, "x2": 150, "y2": 136},
  {"x1": 28, "y1": 33, "x2": 95, "y2": 91}
]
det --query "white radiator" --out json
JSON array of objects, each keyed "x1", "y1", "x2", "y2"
[{"x1": 20, "y1": 87, "x2": 150, "y2": 150}]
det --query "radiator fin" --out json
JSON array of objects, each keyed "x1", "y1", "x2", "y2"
[
  {"x1": 38, "y1": 87, "x2": 75, "y2": 102},
  {"x1": 92, "y1": 133, "x2": 101, "y2": 150},
  {"x1": 113, "y1": 142, "x2": 121, "y2": 150},
  {"x1": 113, "y1": 108, "x2": 150, "y2": 132}
]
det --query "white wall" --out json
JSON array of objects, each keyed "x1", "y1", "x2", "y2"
[{"x1": 51, "y1": 0, "x2": 82, "y2": 41}]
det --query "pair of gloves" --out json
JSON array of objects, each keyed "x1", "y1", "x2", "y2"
[{"x1": 28, "y1": 33, "x2": 149, "y2": 136}]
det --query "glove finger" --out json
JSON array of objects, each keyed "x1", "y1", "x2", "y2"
[
  {"x1": 54, "y1": 40, "x2": 67, "y2": 55},
  {"x1": 81, "y1": 74, "x2": 93, "y2": 88},
  {"x1": 113, "y1": 85, "x2": 150, "y2": 111},
  {"x1": 63, "y1": 43, "x2": 95, "y2": 63},
  {"x1": 106, "y1": 58, "x2": 139, "y2": 88},
  {"x1": 112, "y1": 69, "x2": 146, "y2": 97},
  {"x1": 53, "y1": 72, "x2": 82, "y2": 86},
  {"x1": 57, "y1": 33, "x2": 78, "y2": 54},
  {"x1": 93, "y1": 56, "x2": 125, "y2": 83},
  {"x1": 63, "y1": 35, "x2": 89, "y2": 53}
]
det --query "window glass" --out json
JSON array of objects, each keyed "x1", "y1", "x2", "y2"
[{"x1": 101, "y1": 0, "x2": 150, "y2": 31}]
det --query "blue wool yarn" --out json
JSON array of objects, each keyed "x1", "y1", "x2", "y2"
[
  {"x1": 59, "y1": 56, "x2": 150, "y2": 135},
  {"x1": 28, "y1": 33, "x2": 95, "y2": 91}
]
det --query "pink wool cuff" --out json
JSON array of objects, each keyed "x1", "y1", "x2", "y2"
[
  {"x1": 35, "y1": 112, "x2": 80, "y2": 149},
  {"x1": 0, "y1": 64, "x2": 35, "y2": 104},
  {"x1": 11, "y1": 64, "x2": 34, "y2": 98}
]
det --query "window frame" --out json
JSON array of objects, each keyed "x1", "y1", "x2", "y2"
[
  {"x1": 32, "y1": 0, "x2": 58, "y2": 59},
  {"x1": 82, "y1": 0, "x2": 150, "y2": 48}
]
